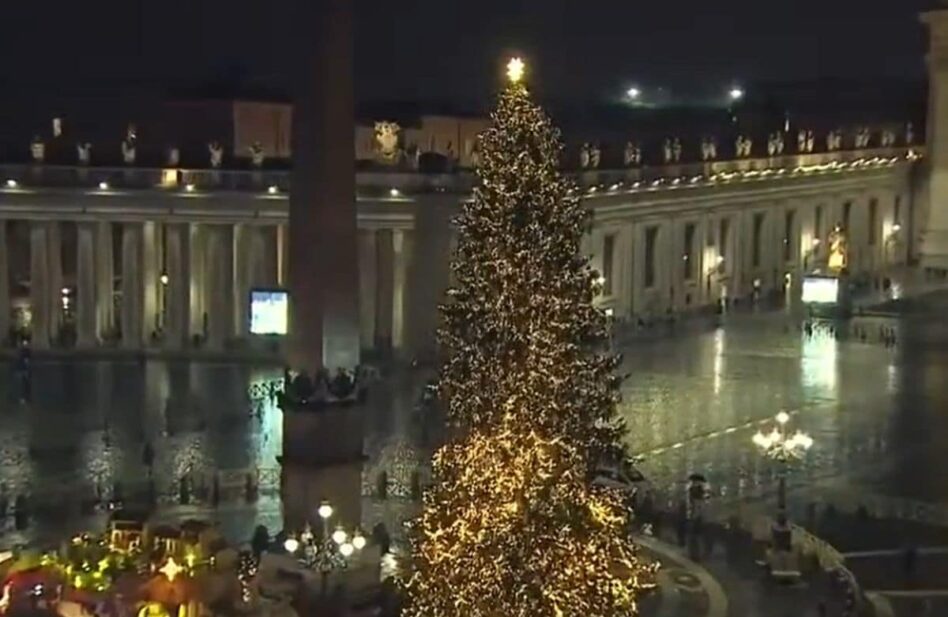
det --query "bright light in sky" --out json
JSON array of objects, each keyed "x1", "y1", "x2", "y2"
[{"x1": 729, "y1": 87, "x2": 744, "y2": 101}]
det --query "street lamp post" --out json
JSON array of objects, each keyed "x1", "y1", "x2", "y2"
[
  {"x1": 752, "y1": 411, "x2": 813, "y2": 518},
  {"x1": 283, "y1": 500, "x2": 366, "y2": 595}
]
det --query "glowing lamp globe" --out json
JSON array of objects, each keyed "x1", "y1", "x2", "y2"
[{"x1": 317, "y1": 502, "x2": 333, "y2": 520}]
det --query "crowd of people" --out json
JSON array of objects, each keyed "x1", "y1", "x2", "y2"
[{"x1": 803, "y1": 319, "x2": 899, "y2": 348}]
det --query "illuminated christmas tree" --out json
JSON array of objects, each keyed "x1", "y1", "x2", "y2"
[{"x1": 403, "y1": 59, "x2": 655, "y2": 616}]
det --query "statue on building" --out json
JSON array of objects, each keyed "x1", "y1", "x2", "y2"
[
  {"x1": 735, "y1": 135, "x2": 753, "y2": 158},
  {"x1": 167, "y1": 147, "x2": 180, "y2": 167},
  {"x1": 827, "y1": 224, "x2": 848, "y2": 272},
  {"x1": 444, "y1": 140, "x2": 457, "y2": 165},
  {"x1": 30, "y1": 136, "x2": 45, "y2": 163},
  {"x1": 469, "y1": 143, "x2": 481, "y2": 168},
  {"x1": 52, "y1": 117, "x2": 62, "y2": 138},
  {"x1": 701, "y1": 137, "x2": 717, "y2": 161},
  {"x1": 906, "y1": 122, "x2": 915, "y2": 145},
  {"x1": 208, "y1": 141, "x2": 224, "y2": 168},
  {"x1": 408, "y1": 143, "x2": 421, "y2": 169},
  {"x1": 662, "y1": 139, "x2": 673, "y2": 164},
  {"x1": 854, "y1": 127, "x2": 871, "y2": 149},
  {"x1": 767, "y1": 132, "x2": 785, "y2": 156},
  {"x1": 881, "y1": 129, "x2": 896, "y2": 148},
  {"x1": 623, "y1": 141, "x2": 642, "y2": 166},
  {"x1": 374, "y1": 121, "x2": 401, "y2": 162},
  {"x1": 672, "y1": 138, "x2": 682, "y2": 162},
  {"x1": 588, "y1": 143, "x2": 601, "y2": 169},
  {"x1": 249, "y1": 141, "x2": 265, "y2": 168},
  {"x1": 580, "y1": 143, "x2": 592, "y2": 169},
  {"x1": 121, "y1": 138, "x2": 136, "y2": 165},
  {"x1": 76, "y1": 142, "x2": 91, "y2": 165},
  {"x1": 797, "y1": 129, "x2": 816, "y2": 153},
  {"x1": 826, "y1": 130, "x2": 843, "y2": 152}
]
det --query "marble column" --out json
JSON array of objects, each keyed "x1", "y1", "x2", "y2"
[
  {"x1": 277, "y1": 223, "x2": 287, "y2": 287},
  {"x1": 29, "y1": 222, "x2": 50, "y2": 349},
  {"x1": 0, "y1": 220, "x2": 9, "y2": 343},
  {"x1": 121, "y1": 223, "x2": 143, "y2": 348},
  {"x1": 406, "y1": 202, "x2": 453, "y2": 359},
  {"x1": 76, "y1": 223, "x2": 98, "y2": 347},
  {"x1": 357, "y1": 229, "x2": 377, "y2": 352},
  {"x1": 616, "y1": 225, "x2": 635, "y2": 318},
  {"x1": 206, "y1": 225, "x2": 234, "y2": 349},
  {"x1": 264, "y1": 227, "x2": 279, "y2": 287},
  {"x1": 94, "y1": 222, "x2": 114, "y2": 341},
  {"x1": 142, "y1": 222, "x2": 160, "y2": 341},
  {"x1": 251, "y1": 226, "x2": 272, "y2": 288},
  {"x1": 392, "y1": 228, "x2": 412, "y2": 353},
  {"x1": 234, "y1": 224, "x2": 252, "y2": 338},
  {"x1": 375, "y1": 229, "x2": 394, "y2": 352},
  {"x1": 189, "y1": 224, "x2": 207, "y2": 341},
  {"x1": 164, "y1": 223, "x2": 191, "y2": 349},
  {"x1": 47, "y1": 222, "x2": 63, "y2": 341}
]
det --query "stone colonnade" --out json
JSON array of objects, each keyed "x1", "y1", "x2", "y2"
[
  {"x1": 587, "y1": 187, "x2": 913, "y2": 319},
  {"x1": 0, "y1": 220, "x2": 413, "y2": 356}
]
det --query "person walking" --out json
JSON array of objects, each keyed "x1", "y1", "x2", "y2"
[{"x1": 142, "y1": 441, "x2": 155, "y2": 475}]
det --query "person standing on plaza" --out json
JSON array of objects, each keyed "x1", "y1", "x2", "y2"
[
  {"x1": 142, "y1": 441, "x2": 155, "y2": 475},
  {"x1": 676, "y1": 501, "x2": 688, "y2": 546}
]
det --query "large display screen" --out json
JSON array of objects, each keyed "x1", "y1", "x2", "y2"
[
  {"x1": 802, "y1": 276, "x2": 839, "y2": 305},
  {"x1": 250, "y1": 289, "x2": 288, "y2": 335}
]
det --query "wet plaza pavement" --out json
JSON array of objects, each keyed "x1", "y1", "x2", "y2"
[{"x1": 1, "y1": 293, "x2": 948, "y2": 548}]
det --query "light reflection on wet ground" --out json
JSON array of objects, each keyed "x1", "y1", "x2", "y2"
[{"x1": 1, "y1": 294, "x2": 948, "y2": 545}]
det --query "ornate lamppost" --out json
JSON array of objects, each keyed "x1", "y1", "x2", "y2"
[
  {"x1": 752, "y1": 411, "x2": 813, "y2": 549},
  {"x1": 283, "y1": 500, "x2": 366, "y2": 594}
]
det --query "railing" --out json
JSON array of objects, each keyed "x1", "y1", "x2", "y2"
[{"x1": 0, "y1": 145, "x2": 920, "y2": 198}]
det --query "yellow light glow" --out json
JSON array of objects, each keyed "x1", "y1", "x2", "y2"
[
  {"x1": 159, "y1": 557, "x2": 184, "y2": 582},
  {"x1": 506, "y1": 57, "x2": 526, "y2": 84}
]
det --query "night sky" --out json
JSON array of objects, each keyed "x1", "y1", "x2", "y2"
[{"x1": 0, "y1": 0, "x2": 936, "y2": 106}]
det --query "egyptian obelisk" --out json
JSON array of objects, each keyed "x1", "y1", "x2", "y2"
[
  {"x1": 289, "y1": 0, "x2": 361, "y2": 373},
  {"x1": 922, "y1": 3, "x2": 948, "y2": 271},
  {"x1": 282, "y1": 0, "x2": 365, "y2": 531}
]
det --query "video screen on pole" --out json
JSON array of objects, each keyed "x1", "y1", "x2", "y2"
[
  {"x1": 250, "y1": 289, "x2": 289, "y2": 335},
  {"x1": 802, "y1": 276, "x2": 839, "y2": 305}
]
